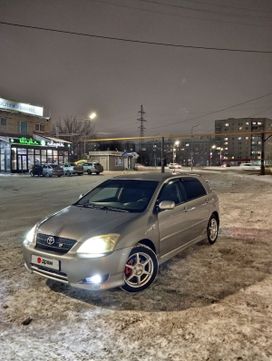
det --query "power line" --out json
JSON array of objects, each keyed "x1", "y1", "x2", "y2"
[
  {"x1": 148, "y1": 91, "x2": 272, "y2": 130},
  {"x1": 1, "y1": 20, "x2": 272, "y2": 54},
  {"x1": 136, "y1": 0, "x2": 272, "y2": 20},
  {"x1": 92, "y1": 0, "x2": 271, "y2": 28},
  {"x1": 180, "y1": 0, "x2": 272, "y2": 14}
]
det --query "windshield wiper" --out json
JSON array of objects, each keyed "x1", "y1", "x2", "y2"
[{"x1": 96, "y1": 205, "x2": 129, "y2": 212}]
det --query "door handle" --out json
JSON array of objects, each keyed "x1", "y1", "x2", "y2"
[{"x1": 184, "y1": 206, "x2": 196, "y2": 212}]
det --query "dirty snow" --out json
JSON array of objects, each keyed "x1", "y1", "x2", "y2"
[{"x1": 0, "y1": 171, "x2": 272, "y2": 361}]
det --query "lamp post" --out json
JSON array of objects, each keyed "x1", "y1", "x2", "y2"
[
  {"x1": 209, "y1": 144, "x2": 216, "y2": 166},
  {"x1": 83, "y1": 112, "x2": 97, "y2": 156},
  {"x1": 190, "y1": 124, "x2": 201, "y2": 171},
  {"x1": 172, "y1": 140, "x2": 180, "y2": 164}
]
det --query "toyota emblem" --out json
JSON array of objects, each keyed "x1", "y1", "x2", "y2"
[{"x1": 47, "y1": 236, "x2": 55, "y2": 245}]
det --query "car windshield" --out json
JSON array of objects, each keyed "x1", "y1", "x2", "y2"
[{"x1": 75, "y1": 179, "x2": 159, "y2": 212}]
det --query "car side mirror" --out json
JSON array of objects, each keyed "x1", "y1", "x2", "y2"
[{"x1": 158, "y1": 200, "x2": 175, "y2": 211}]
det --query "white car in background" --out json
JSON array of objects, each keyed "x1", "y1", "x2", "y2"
[
  {"x1": 239, "y1": 162, "x2": 260, "y2": 171},
  {"x1": 168, "y1": 163, "x2": 182, "y2": 170}
]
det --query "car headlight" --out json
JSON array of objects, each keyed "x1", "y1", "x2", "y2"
[
  {"x1": 77, "y1": 234, "x2": 120, "y2": 257},
  {"x1": 23, "y1": 225, "x2": 37, "y2": 246}
]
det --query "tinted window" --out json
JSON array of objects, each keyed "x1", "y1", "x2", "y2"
[
  {"x1": 181, "y1": 178, "x2": 206, "y2": 201},
  {"x1": 158, "y1": 180, "x2": 185, "y2": 205},
  {"x1": 76, "y1": 180, "x2": 158, "y2": 212}
]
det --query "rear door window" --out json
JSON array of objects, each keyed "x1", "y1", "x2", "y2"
[{"x1": 181, "y1": 177, "x2": 207, "y2": 201}]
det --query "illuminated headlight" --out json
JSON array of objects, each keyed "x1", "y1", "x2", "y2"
[
  {"x1": 23, "y1": 225, "x2": 37, "y2": 246},
  {"x1": 77, "y1": 234, "x2": 120, "y2": 257}
]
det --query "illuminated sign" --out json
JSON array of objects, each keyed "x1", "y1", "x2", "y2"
[
  {"x1": 47, "y1": 141, "x2": 64, "y2": 148},
  {"x1": 11, "y1": 137, "x2": 41, "y2": 146},
  {"x1": 0, "y1": 97, "x2": 44, "y2": 117}
]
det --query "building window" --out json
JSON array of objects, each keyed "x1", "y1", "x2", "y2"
[
  {"x1": 239, "y1": 126, "x2": 243, "y2": 130},
  {"x1": 19, "y1": 121, "x2": 28, "y2": 135},
  {"x1": 0, "y1": 117, "x2": 7, "y2": 126},
  {"x1": 35, "y1": 123, "x2": 45, "y2": 132},
  {"x1": 245, "y1": 121, "x2": 249, "y2": 125},
  {"x1": 225, "y1": 123, "x2": 229, "y2": 127}
]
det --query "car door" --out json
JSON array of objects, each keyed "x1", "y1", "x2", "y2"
[
  {"x1": 180, "y1": 177, "x2": 210, "y2": 240},
  {"x1": 157, "y1": 179, "x2": 191, "y2": 257}
]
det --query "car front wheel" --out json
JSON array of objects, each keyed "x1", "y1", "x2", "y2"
[
  {"x1": 121, "y1": 245, "x2": 158, "y2": 293},
  {"x1": 207, "y1": 215, "x2": 219, "y2": 244}
]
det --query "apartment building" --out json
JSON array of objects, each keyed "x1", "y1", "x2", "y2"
[{"x1": 214, "y1": 117, "x2": 272, "y2": 164}]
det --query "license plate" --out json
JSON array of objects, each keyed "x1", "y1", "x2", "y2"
[{"x1": 31, "y1": 255, "x2": 59, "y2": 271}]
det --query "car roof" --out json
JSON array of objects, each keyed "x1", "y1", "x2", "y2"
[{"x1": 114, "y1": 172, "x2": 199, "y2": 183}]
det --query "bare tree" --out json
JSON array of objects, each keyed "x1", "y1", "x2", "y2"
[{"x1": 55, "y1": 116, "x2": 96, "y2": 159}]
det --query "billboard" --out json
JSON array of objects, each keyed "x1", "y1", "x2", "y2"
[{"x1": 0, "y1": 97, "x2": 44, "y2": 117}]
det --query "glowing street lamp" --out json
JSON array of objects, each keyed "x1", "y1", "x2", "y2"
[
  {"x1": 172, "y1": 140, "x2": 180, "y2": 163},
  {"x1": 89, "y1": 112, "x2": 97, "y2": 120},
  {"x1": 83, "y1": 112, "x2": 97, "y2": 155}
]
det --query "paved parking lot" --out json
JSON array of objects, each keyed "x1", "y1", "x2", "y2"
[{"x1": 0, "y1": 171, "x2": 272, "y2": 361}]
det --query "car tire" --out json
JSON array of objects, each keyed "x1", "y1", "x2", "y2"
[
  {"x1": 88, "y1": 170, "x2": 92, "y2": 175},
  {"x1": 207, "y1": 215, "x2": 219, "y2": 245},
  {"x1": 96, "y1": 172, "x2": 100, "y2": 175},
  {"x1": 121, "y1": 245, "x2": 158, "y2": 293}
]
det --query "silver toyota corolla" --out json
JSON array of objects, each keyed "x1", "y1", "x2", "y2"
[{"x1": 23, "y1": 173, "x2": 219, "y2": 292}]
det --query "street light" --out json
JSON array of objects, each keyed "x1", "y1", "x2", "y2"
[
  {"x1": 172, "y1": 140, "x2": 180, "y2": 163},
  {"x1": 83, "y1": 112, "x2": 97, "y2": 155},
  {"x1": 89, "y1": 112, "x2": 97, "y2": 120},
  {"x1": 209, "y1": 144, "x2": 216, "y2": 166}
]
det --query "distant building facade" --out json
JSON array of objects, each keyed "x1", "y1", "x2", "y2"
[
  {"x1": 0, "y1": 97, "x2": 71, "y2": 172},
  {"x1": 215, "y1": 117, "x2": 272, "y2": 164}
]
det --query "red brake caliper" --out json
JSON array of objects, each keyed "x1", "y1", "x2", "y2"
[{"x1": 125, "y1": 258, "x2": 134, "y2": 277}]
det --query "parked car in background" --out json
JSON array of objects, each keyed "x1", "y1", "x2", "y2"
[
  {"x1": 83, "y1": 162, "x2": 104, "y2": 175},
  {"x1": 30, "y1": 164, "x2": 64, "y2": 177},
  {"x1": 30, "y1": 164, "x2": 43, "y2": 177},
  {"x1": 62, "y1": 163, "x2": 84, "y2": 176},
  {"x1": 168, "y1": 163, "x2": 182, "y2": 170},
  {"x1": 23, "y1": 173, "x2": 219, "y2": 293},
  {"x1": 42, "y1": 164, "x2": 64, "y2": 177},
  {"x1": 239, "y1": 162, "x2": 260, "y2": 171}
]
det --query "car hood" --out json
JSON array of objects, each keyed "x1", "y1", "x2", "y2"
[{"x1": 38, "y1": 205, "x2": 140, "y2": 242}]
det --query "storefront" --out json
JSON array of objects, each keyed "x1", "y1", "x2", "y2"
[{"x1": 0, "y1": 135, "x2": 71, "y2": 173}]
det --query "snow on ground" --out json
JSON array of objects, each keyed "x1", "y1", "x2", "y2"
[{"x1": 0, "y1": 171, "x2": 272, "y2": 361}]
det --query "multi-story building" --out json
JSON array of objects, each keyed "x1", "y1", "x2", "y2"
[
  {"x1": 215, "y1": 117, "x2": 272, "y2": 164},
  {"x1": 0, "y1": 97, "x2": 71, "y2": 173}
]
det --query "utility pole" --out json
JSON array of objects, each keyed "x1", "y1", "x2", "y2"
[
  {"x1": 137, "y1": 105, "x2": 147, "y2": 152},
  {"x1": 161, "y1": 137, "x2": 165, "y2": 173}
]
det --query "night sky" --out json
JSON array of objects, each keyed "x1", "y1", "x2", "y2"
[{"x1": 0, "y1": 0, "x2": 272, "y2": 137}]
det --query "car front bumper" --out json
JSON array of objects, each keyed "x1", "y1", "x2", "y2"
[{"x1": 23, "y1": 244, "x2": 132, "y2": 290}]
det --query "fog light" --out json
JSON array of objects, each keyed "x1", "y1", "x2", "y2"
[{"x1": 85, "y1": 274, "x2": 102, "y2": 284}]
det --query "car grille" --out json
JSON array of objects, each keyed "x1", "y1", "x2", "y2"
[{"x1": 35, "y1": 233, "x2": 77, "y2": 254}]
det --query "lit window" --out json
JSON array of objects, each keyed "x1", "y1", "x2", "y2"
[
  {"x1": 238, "y1": 137, "x2": 242, "y2": 141},
  {"x1": 225, "y1": 123, "x2": 229, "y2": 127},
  {"x1": 224, "y1": 141, "x2": 228, "y2": 145},
  {"x1": 245, "y1": 137, "x2": 249, "y2": 140},
  {"x1": 239, "y1": 126, "x2": 243, "y2": 130},
  {"x1": 252, "y1": 121, "x2": 256, "y2": 125},
  {"x1": 224, "y1": 137, "x2": 228, "y2": 141},
  {"x1": 225, "y1": 147, "x2": 228, "y2": 150},
  {"x1": 245, "y1": 122, "x2": 249, "y2": 125},
  {"x1": 257, "y1": 122, "x2": 262, "y2": 125}
]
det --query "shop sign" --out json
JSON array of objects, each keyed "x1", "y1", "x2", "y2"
[
  {"x1": 47, "y1": 141, "x2": 64, "y2": 148},
  {"x1": 0, "y1": 97, "x2": 44, "y2": 117},
  {"x1": 11, "y1": 137, "x2": 41, "y2": 146}
]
